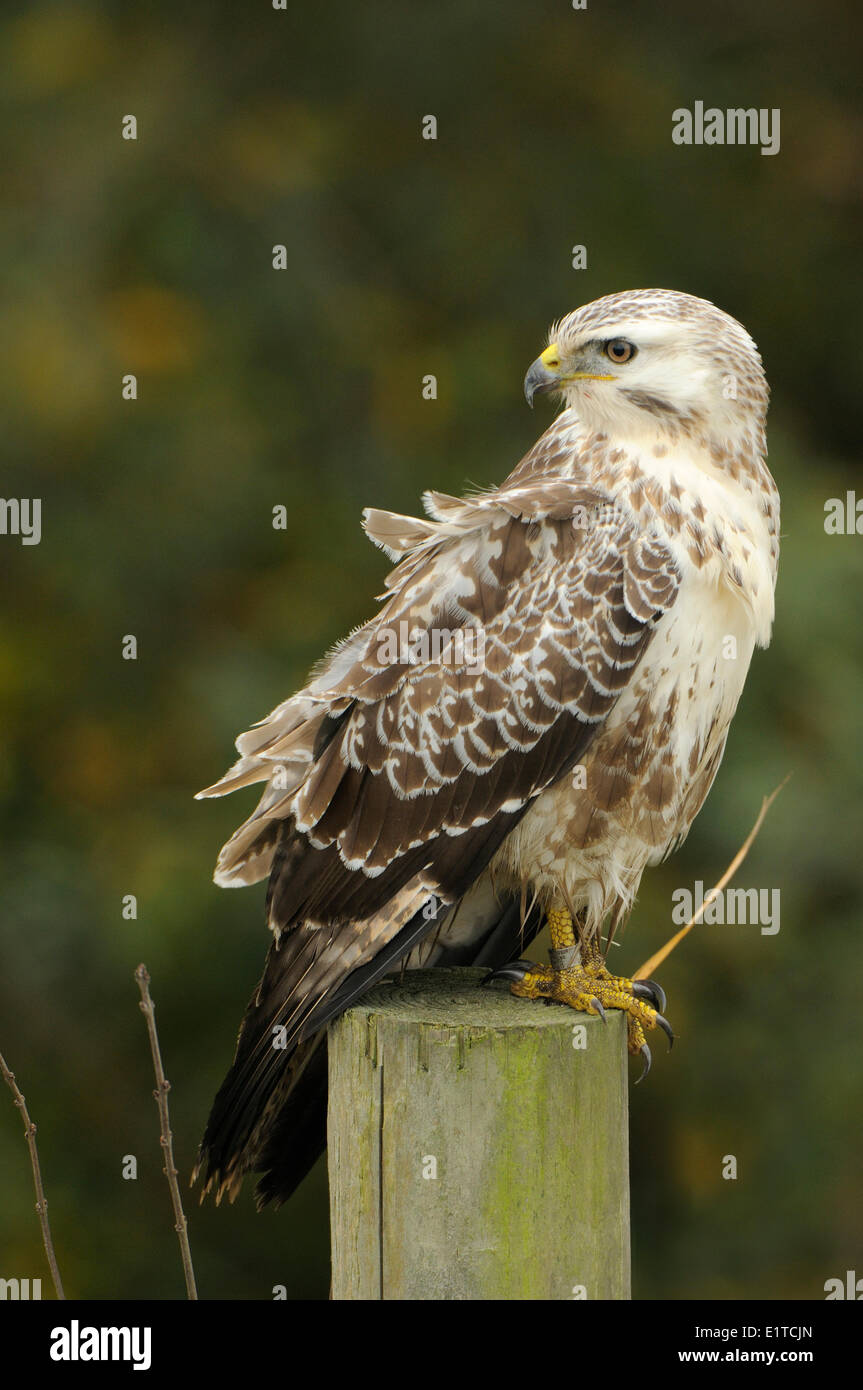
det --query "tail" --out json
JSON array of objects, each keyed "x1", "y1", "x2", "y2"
[
  {"x1": 194, "y1": 895, "x2": 447, "y2": 1207},
  {"x1": 194, "y1": 883, "x2": 543, "y2": 1208}
]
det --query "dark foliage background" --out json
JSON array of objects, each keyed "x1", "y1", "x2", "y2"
[{"x1": 1, "y1": 0, "x2": 861, "y2": 1300}]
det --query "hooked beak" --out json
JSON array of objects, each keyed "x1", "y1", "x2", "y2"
[
  {"x1": 524, "y1": 343, "x2": 562, "y2": 407},
  {"x1": 523, "y1": 356, "x2": 560, "y2": 408}
]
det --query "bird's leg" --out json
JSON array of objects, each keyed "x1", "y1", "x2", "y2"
[
  {"x1": 484, "y1": 901, "x2": 673, "y2": 1080},
  {"x1": 547, "y1": 902, "x2": 579, "y2": 970}
]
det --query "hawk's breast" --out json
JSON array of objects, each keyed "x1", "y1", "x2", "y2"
[{"x1": 496, "y1": 500, "x2": 772, "y2": 928}]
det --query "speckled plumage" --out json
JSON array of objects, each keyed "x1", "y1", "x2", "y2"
[{"x1": 195, "y1": 289, "x2": 779, "y2": 1206}]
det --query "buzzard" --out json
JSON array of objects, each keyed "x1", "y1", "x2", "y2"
[{"x1": 195, "y1": 289, "x2": 779, "y2": 1207}]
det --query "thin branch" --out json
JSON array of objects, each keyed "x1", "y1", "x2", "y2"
[
  {"x1": 0, "y1": 1050, "x2": 65, "y2": 1299},
  {"x1": 134, "y1": 964, "x2": 198, "y2": 1300},
  {"x1": 634, "y1": 776, "x2": 791, "y2": 981}
]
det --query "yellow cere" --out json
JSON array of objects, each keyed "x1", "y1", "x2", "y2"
[{"x1": 539, "y1": 342, "x2": 613, "y2": 382}]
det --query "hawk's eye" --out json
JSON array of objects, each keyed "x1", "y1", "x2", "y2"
[{"x1": 605, "y1": 338, "x2": 636, "y2": 364}]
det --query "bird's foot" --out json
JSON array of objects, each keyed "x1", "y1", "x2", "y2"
[{"x1": 484, "y1": 949, "x2": 672, "y2": 1081}]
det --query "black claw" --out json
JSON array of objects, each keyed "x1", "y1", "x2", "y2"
[
  {"x1": 589, "y1": 997, "x2": 607, "y2": 1024},
  {"x1": 654, "y1": 1012, "x2": 675, "y2": 1050},
  {"x1": 635, "y1": 1042, "x2": 652, "y2": 1084},
  {"x1": 632, "y1": 978, "x2": 667, "y2": 1014},
  {"x1": 481, "y1": 960, "x2": 533, "y2": 986}
]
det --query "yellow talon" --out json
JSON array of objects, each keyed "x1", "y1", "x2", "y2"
[{"x1": 493, "y1": 901, "x2": 674, "y2": 1066}]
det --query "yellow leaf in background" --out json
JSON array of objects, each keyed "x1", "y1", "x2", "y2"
[
  {"x1": 674, "y1": 1126, "x2": 720, "y2": 1200},
  {"x1": 103, "y1": 287, "x2": 206, "y2": 373},
  {"x1": 5, "y1": 7, "x2": 113, "y2": 96}
]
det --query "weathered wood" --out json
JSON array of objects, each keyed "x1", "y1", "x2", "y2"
[{"x1": 328, "y1": 967, "x2": 630, "y2": 1300}]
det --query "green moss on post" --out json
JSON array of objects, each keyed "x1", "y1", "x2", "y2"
[{"x1": 328, "y1": 966, "x2": 630, "y2": 1300}]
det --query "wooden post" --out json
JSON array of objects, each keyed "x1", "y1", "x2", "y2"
[{"x1": 328, "y1": 966, "x2": 630, "y2": 1300}]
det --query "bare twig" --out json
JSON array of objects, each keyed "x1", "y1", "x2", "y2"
[
  {"x1": 0, "y1": 1050, "x2": 65, "y2": 1299},
  {"x1": 634, "y1": 776, "x2": 791, "y2": 981},
  {"x1": 134, "y1": 964, "x2": 198, "y2": 1300}
]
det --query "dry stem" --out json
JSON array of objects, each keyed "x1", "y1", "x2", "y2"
[
  {"x1": 0, "y1": 1050, "x2": 65, "y2": 1299},
  {"x1": 135, "y1": 964, "x2": 198, "y2": 1300}
]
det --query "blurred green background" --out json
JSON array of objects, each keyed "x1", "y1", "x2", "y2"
[{"x1": 1, "y1": 0, "x2": 861, "y2": 1300}]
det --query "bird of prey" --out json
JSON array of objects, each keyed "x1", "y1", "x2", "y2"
[{"x1": 194, "y1": 288, "x2": 779, "y2": 1208}]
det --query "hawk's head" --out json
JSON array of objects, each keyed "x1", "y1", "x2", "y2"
[{"x1": 524, "y1": 289, "x2": 768, "y2": 450}]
